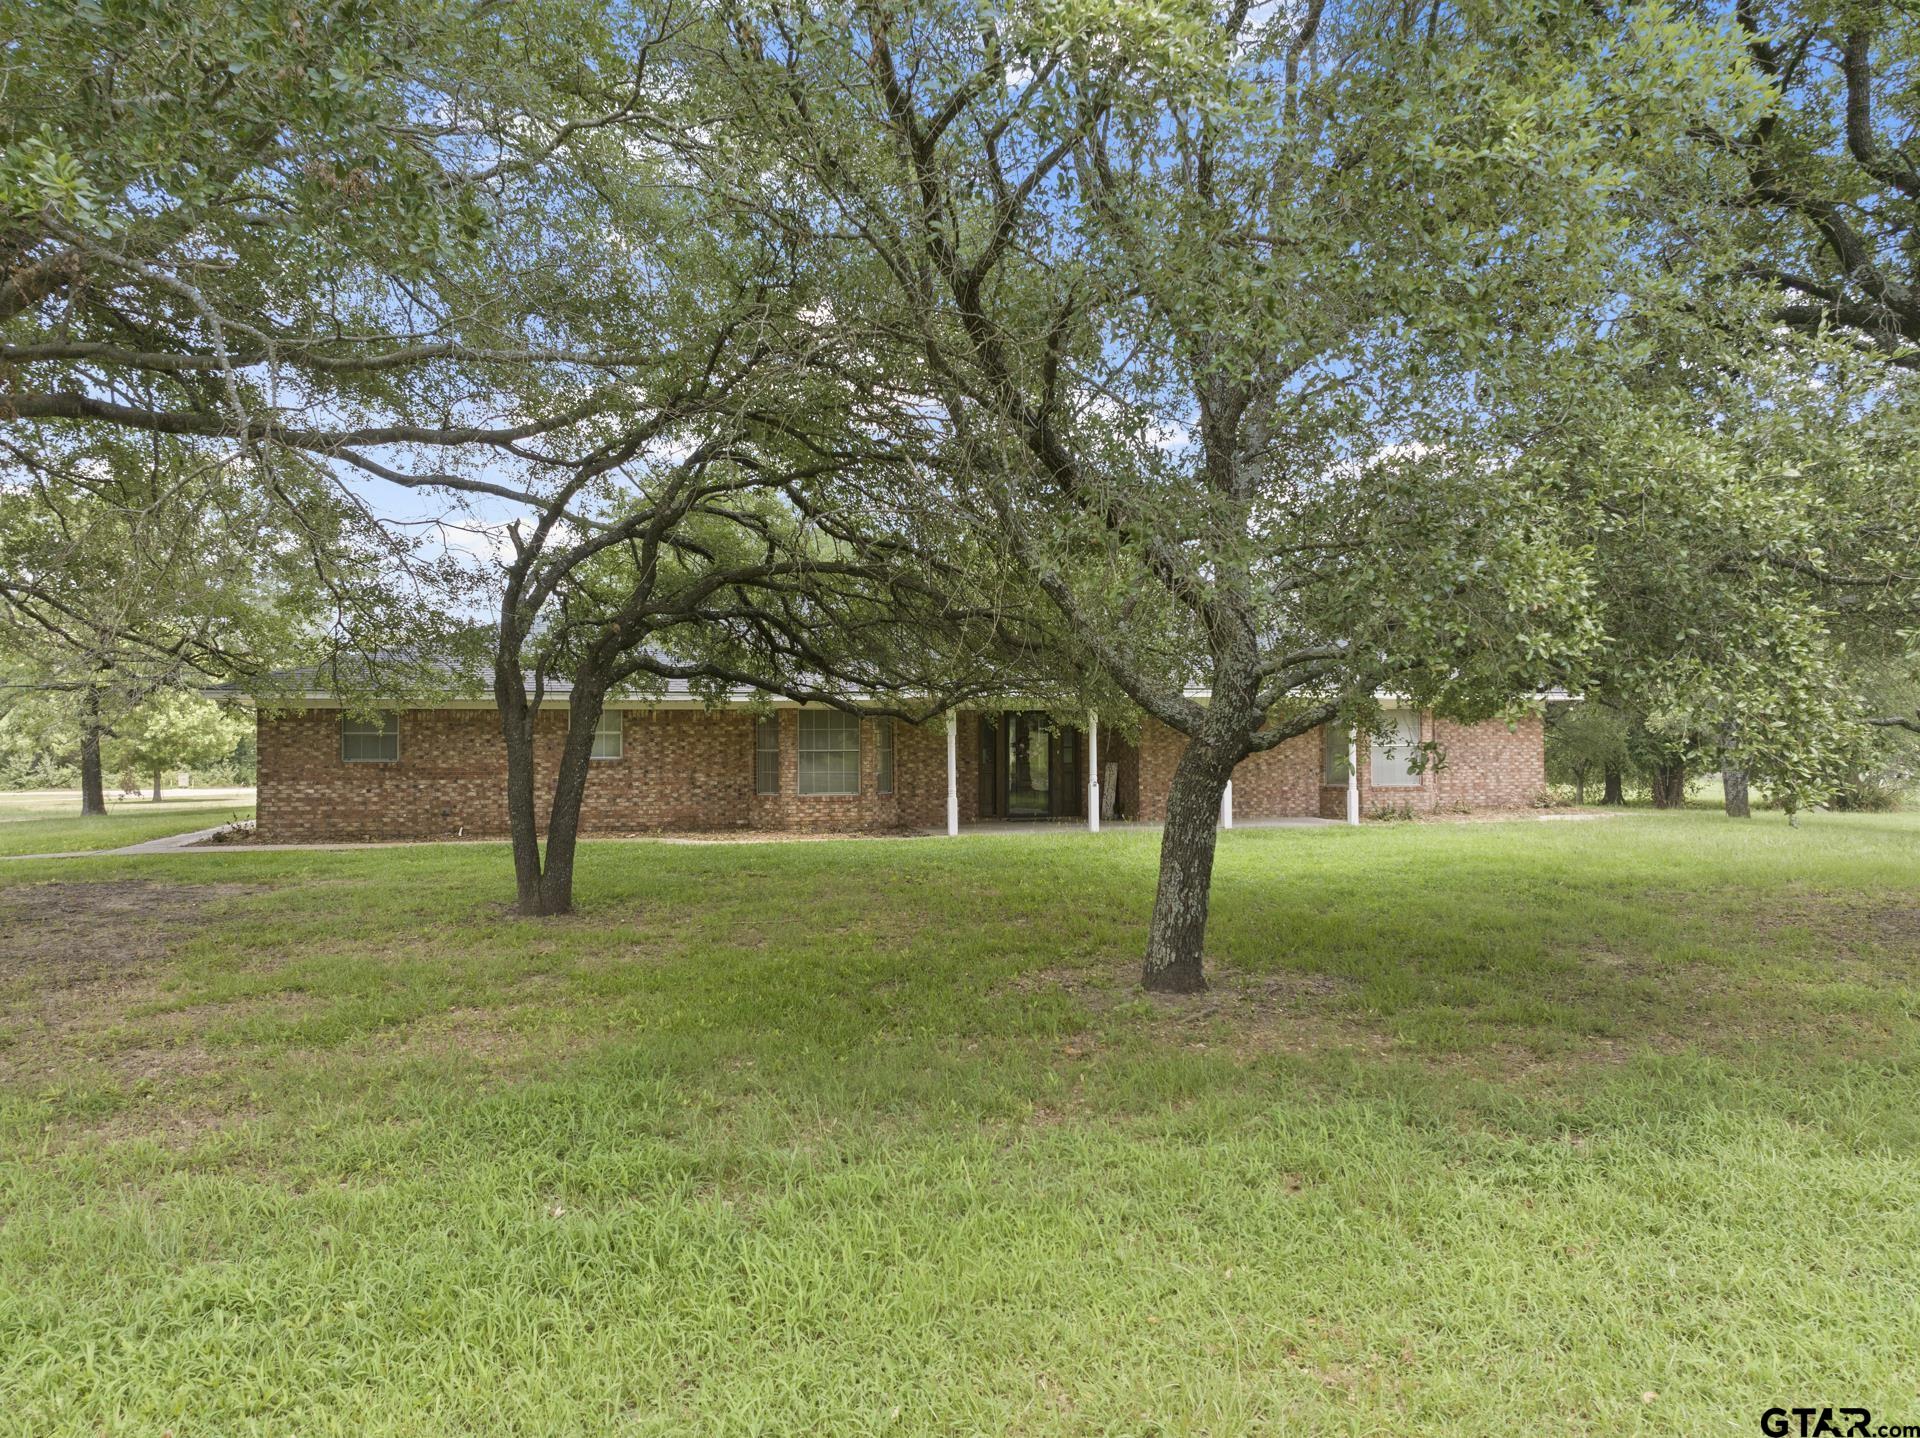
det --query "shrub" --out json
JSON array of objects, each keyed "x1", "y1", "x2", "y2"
[{"x1": 1828, "y1": 776, "x2": 1905, "y2": 812}]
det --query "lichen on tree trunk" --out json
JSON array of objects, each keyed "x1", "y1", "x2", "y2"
[
  {"x1": 1722, "y1": 765, "x2": 1751, "y2": 818},
  {"x1": 1141, "y1": 741, "x2": 1235, "y2": 994}
]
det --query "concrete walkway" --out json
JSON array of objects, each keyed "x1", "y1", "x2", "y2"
[
  {"x1": 1, "y1": 821, "x2": 250, "y2": 861},
  {"x1": 952, "y1": 817, "x2": 1335, "y2": 836}
]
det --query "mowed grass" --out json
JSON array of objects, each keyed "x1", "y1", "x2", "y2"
[
  {"x1": 0, "y1": 789, "x2": 255, "y2": 856},
  {"x1": 0, "y1": 812, "x2": 1916, "y2": 1435}
]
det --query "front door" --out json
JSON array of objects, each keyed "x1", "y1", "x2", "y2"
[
  {"x1": 978, "y1": 711, "x2": 1084, "y2": 820},
  {"x1": 1007, "y1": 712, "x2": 1052, "y2": 817}
]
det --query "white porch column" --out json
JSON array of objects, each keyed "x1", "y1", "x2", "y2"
[
  {"x1": 1086, "y1": 710, "x2": 1101, "y2": 833},
  {"x1": 945, "y1": 710, "x2": 960, "y2": 836},
  {"x1": 1345, "y1": 729, "x2": 1361, "y2": 826},
  {"x1": 1220, "y1": 777, "x2": 1234, "y2": 829}
]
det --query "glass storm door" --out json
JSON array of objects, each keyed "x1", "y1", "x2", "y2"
[{"x1": 1006, "y1": 712, "x2": 1053, "y2": 817}]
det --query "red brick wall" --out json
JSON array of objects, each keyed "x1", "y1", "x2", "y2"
[
  {"x1": 1133, "y1": 719, "x2": 1321, "y2": 822},
  {"x1": 1429, "y1": 713, "x2": 1547, "y2": 811},
  {"x1": 1315, "y1": 710, "x2": 1438, "y2": 819},
  {"x1": 748, "y1": 708, "x2": 961, "y2": 833},
  {"x1": 260, "y1": 707, "x2": 514, "y2": 842},
  {"x1": 1320, "y1": 713, "x2": 1546, "y2": 818},
  {"x1": 257, "y1": 704, "x2": 1547, "y2": 841},
  {"x1": 1131, "y1": 712, "x2": 1546, "y2": 822},
  {"x1": 257, "y1": 705, "x2": 966, "y2": 842}
]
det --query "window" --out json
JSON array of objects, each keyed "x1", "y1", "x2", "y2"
[
  {"x1": 1370, "y1": 709, "x2": 1423, "y2": 787},
  {"x1": 589, "y1": 708, "x2": 622, "y2": 761},
  {"x1": 341, "y1": 712, "x2": 399, "y2": 763},
  {"x1": 797, "y1": 709, "x2": 860, "y2": 795},
  {"x1": 875, "y1": 717, "x2": 895, "y2": 795},
  {"x1": 754, "y1": 715, "x2": 779, "y2": 795},
  {"x1": 1322, "y1": 723, "x2": 1350, "y2": 785}
]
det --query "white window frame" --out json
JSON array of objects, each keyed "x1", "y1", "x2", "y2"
[
  {"x1": 754, "y1": 715, "x2": 780, "y2": 795},
  {"x1": 797, "y1": 709, "x2": 861, "y2": 796},
  {"x1": 875, "y1": 717, "x2": 895, "y2": 796},
  {"x1": 341, "y1": 712, "x2": 399, "y2": 763},
  {"x1": 1370, "y1": 709, "x2": 1424, "y2": 788},
  {"x1": 1321, "y1": 723, "x2": 1349, "y2": 785},
  {"x1": 589, "y1": 707, "x2": 623, "y2": 761}
]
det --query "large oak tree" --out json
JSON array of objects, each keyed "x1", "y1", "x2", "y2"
[{"x1": 728, "y1": 0, "x2": 1768, "y2": 988}]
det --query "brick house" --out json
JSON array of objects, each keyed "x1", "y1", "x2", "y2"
[{"x1": 253, "y1": 686, "x2": 1546, "y2": 842}]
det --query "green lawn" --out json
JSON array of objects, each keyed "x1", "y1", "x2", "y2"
[
  {"x1": 0, "y1": 790, "x2": 255, "y2": 856},
  {"x1": 1, "y1": 812, "x2": 1916, "y2": 1435}
]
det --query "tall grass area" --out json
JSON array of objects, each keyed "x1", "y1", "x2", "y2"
[{"x1": 1, "y1": 812, "x2": 1916, "y2": 1434}]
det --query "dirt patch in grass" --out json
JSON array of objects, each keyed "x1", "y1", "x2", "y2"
[
  {"x1": 1005, "y1": 958, "x2": 1386, "y2": 1062},
  {"x1": 1871, "y1": 907, "x2": 1920, "y2": 947},
  {"x1": 1137, "y1": 966, "x2": 1391, "y2": 1059},
  {"x1": 54, "y1": 1095, "x2": 265, "y2": 1155},
  {"x1": 0, "y1": 879, "x2": 264, "y2": 1084},
  {"x1": 0, "y1": 879, "x2": 260, "y2": 978},
  {"x1": 1753, "y1": 896, "x2": 1920, "y2": 956},
  {"x1": 1758, "y1": 890, "x2": 1920, "y2": 948},
  {"x1": 1005, "y1": 953, "x2": 1734, "y2": 1082}
]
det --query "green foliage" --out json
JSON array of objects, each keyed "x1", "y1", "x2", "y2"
[
  {"x1": 1834, "y1": 664, "x2": 1920, "y2": 809},
  {"x1": 3, "y1": 0, "x2": 496, "y2": 304},
  {"x1": 0, "y1": 427, "x2": 385, "y2": 797},
  {"x1": 726, "y1": 0, "x2": 1774, "y2": 745},
  {"x1": 1828, "y1": 775, "x2": 1905, "y2": 812},
  {"x1": 1719, "y1": 4, "x2": 1920, "y2": 367},
  {"x1": 1514, "y1": 325, "x2": 1920, "y2": 812},
  {"x1": 103, "y1": 691, "x2": 249, "y2": 789},
  {"x1": 2, "y1": 0, "x2": 739, "y2": 703},
  {"x1": 0, "y1": 693, "x2": 80, "y2": 789},
  {"x1": 0, "y1": 687, "x2": 252, "y2": 793},
  {"x1": 1544, "y1": 702, "x2": 1629, "y2": 800}
]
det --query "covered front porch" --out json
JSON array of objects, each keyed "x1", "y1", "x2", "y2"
[
  {"x1": 934, "y1": 708, "x2": 1363, "y2": 835},
  {"x1": 966, "y1": 709, "x2": 1115, "y2": 823}
]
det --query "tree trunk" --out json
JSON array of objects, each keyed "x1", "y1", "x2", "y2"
[
  {"x1": 534, "y1": 692, "x2": 604, "y2": 916},
  {"x1": 1601, "y1": 763, "x2": 1623, "y2": 805},
  {"x1": 497, "y1": 673, "x2": 551, "y2": 916},
  {"x1": 152, "y1": 768, "x2": 163, "y2": 803},
  {"x1": 1142, "y1": 741, "x2": 1235, "y2": 994},
  {"x1": 1573, "y1": 767, "x2": 1587, "y2": 805},
  {"x1": 496, "y1": 660, "x2": 607, "y2": 918},
  {"x1": 78, "y1": 722, "x2": 107, "y2": 817},
  {"x1": 1722, "y1": 765, "x2": 1751, "y2": 818},
  {"x1": 1651, "y1": 761, "x2": 1687, "y2": 809}
]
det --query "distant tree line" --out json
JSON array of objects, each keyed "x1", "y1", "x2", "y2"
[
  {"x1": 1547, "y1": 697, "x2": 1917, "y2": 813},
  {"x1": 0, "y1": 689, "x2": 254, "y2": 796}
]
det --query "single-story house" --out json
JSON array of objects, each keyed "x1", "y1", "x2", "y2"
[{"x1": 252, "y1": 683, "x2": 1546, "y2": 842}]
